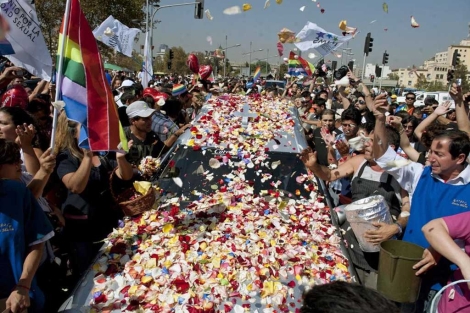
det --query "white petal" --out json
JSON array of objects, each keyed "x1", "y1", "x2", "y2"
[
  {"x1": 223, "y1": 6, "x2": 242, "y2": 15},
  {"x1": 172, "y1": 177, "x2": 183, "y2": 187},
  {"x1": 300, "y1": 6, "x2": 305, "y2": 11}
]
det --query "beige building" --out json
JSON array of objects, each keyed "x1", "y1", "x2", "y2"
[{"x1": 392, "y1": 38, "x2": 470, "y2": 88}]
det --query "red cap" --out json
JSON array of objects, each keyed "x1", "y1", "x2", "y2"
[
  {"x1": 143, "y1": 88, "x2": 169, "y2": 104},
  {"x1": 1, "y1": 85, "x2": 28, "y2": 109}
]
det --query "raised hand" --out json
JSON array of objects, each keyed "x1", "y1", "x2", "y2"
[
  {"x1": 320, "y1": 127, "x2": 336, "y2": 146},
  {"x1": 299, "y1": 148, "x2": 317, "y2": 169},
  {"x1": 15, "y1": 123, "x2": 36, "y2": 149},
  {"x1": 433, "y1": 100, "x2": 452, "y2": 116},
  {"x1": 39, "y1": 148, "x2": 56, "y2": 174}
]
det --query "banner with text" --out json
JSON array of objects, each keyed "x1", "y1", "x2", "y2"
[
  {"x1": 294, "y1": 22, "x2": 353, "y2": 56},
  {"x1": 93, "y1": 15, "x2": 141, "y2": 57},
  {"x1": 0, "y1": 0, "x2": 53, "y2": 80}
]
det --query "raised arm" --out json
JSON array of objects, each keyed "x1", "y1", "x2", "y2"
[
  {"x1": 450, "y1": 84, "x2": 470, "y2": 136},
  {"x1": 27, "y1": 148, "x2": 55, "y2": 198},
  {"x1": 388, "y1": 115, "x2": 421, "y2": 162},
  {"x1": 299, "y1": 147, "x2": 358, "y2": 182},
  {"x1": 414, "y1": 101, "x2": 452, "y2": 140},
  {"x1": 422, "y1": 214, "x2": 470, "y2": 282},
  {"x1": 370, "y1": 94, "x2": 389, "y2": 160}
]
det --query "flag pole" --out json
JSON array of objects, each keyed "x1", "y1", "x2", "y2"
[{"x1": 50, "y1": 0, "x2": 72, "y2": 151}]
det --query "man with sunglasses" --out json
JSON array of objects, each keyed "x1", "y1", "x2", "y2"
[{"x1": 396, "y1": 92, "x2": 417, "y2": 115}]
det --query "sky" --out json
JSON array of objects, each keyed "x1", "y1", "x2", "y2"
[{"x1": 139, "y1": 0, "x2": 470, "y2": 69}]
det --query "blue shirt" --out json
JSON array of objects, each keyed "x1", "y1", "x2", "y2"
[
  {"x1": 105, "y1": 72, "x2": 112, "y2": 85},
  {"x1": 0, "y1": 180, "x2": 54, "y2": 310}
]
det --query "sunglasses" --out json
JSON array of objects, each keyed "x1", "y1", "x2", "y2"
[
  {"x1": 406, "y1": 97, "x2": 415, "y2": 100},
  {"x1": 341, "y1": 123, "x2": 357, "y2": 128},
  {"x1": 356, "y1": 100, "x2": 365, "y2": 105}
]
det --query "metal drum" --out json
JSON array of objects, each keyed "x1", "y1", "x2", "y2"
[{"x1": 344, "y1": 195, "x2": 393, "y2": 252}]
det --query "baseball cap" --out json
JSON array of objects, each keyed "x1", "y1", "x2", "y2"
[
  {"x1": 126, "y1": 101, "x2": 155, "y2": 118},
  {"x1": 118, "y1": 79, "x2": 134, "y2": 89}
]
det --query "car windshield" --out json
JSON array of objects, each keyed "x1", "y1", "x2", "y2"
[{"x1": 158, "y1": 146, "x2": 313, "y2": 209}]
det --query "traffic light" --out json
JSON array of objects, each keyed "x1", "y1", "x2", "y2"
[
  {"x1": 195, "y1": 0, "x2": 204, "y2": 19},
  {"x1": 370, "y1": 75, "x2": 375, "y2": 82},
  {"x1": 382, "y1": 51, "x2": 389, "y2": 65},
  {"x1": 447, "y1": 69, "x2": 454, "y2": 82},
  {"x1": 452, "y1": 50, "x2": 461, "y2": 67},
  {"x1": 363, "y1": 32, "x2": 373, "y2": 56},
  {"x1": 167, "y1": 61, "x2": 172, "y2": 70},
  {"x1": 375, "y1": 64, "x2": 382, "y2": 77},
  {"x1": 169, "y1": 49, "x2": 174, "y2": 60}
]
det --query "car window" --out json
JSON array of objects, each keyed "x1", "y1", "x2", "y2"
[{"x1": 158, "y1": 146, "x2": 313, "y2": 208}]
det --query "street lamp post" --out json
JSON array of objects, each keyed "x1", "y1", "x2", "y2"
[
  {"x1": 266, "y1": 49, "x2": 269, "y2": 74},
  {"x1": 249, "y1": 41, "x2": 252, "y2": 76},
  {"x1": 243, "y1": 44, "x2": 263, "y2": 76},
  {"x1": 223, "y1": 36, "x2": 241, "y2": 78}
]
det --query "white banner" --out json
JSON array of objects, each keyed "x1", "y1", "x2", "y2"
[
  {"x1": 141, "y1": 31, "x2": 152, "y2": 87},
  {"x1": 294, "y1": 22, "x2": 353, "y2": 56},
  {"x1": 93, "y1": 15, "x2": 140, "y2": 57},
  {"x1": 0, "y1": 0, "x2": 53, "y2": 80}
]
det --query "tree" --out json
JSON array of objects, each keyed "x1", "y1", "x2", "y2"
[
  {"x1": 36, "y1": 0, "x2": 146, "y2": 58},
  {"x1": 426, "y1": 81, "x2": 447, "y2": 92},
  {"x1": 388, "y1": 73, "x2": 399, "y2": 81},
  {"x1": 250, "y1": 61, "x2": 271, "y2": 74},
  {"x1": 414, "y1": 74, "x2": 429, "y2": 90},
  {"x1": 159, "y1": 46, "x2": 188, "y2": 74},
  {"x1": 454, "y1": 64, "x2": 470, "y2": 94},
  {"x1": 279, "y1": 63, "x2": 288, "y2": 79}
]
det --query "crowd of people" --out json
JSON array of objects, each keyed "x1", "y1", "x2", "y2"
[{"x1": 1, "y1": 54, "x2": 470, "y2": 313}]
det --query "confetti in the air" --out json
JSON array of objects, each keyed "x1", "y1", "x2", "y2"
[
  {"x1": 308, "y1": 52, "x2": 316, "y2": 59},
  {"x1": 264, "y1": 0, "x2": 270, "y2": 9},
  {"x1": 320, "y1": 8, "x2": 325, "y2": 13},
  {"x1": 242, "y1": 3, "x2": 252, "y2": 11},
  {"x1": 300, "y1": 6, "x2": 305, "y2": 11},
  {"x1": 338, "y1": 20, "x2": 357, "y2": 35},
  {"x1": 370, "y1": 20, "x2": 377, "y2": 24},
  {"x1": 224, "y1": 6, "x2": 242, "y2": 15},
  {"x1": 277, "y1": 28, "x2": 297, "y2": 44},
  {"x1": 204, "y1": 9, "x2": 213, "y2": 20},
  {"x1": 276, "y1": 0, "x2": 282, "y2": 4},
  {"x1": 206, "y1": 36, "x2": 212, "y2": 45},
  {"x1": 382, "y1": 2, "x2": 388, "y2": 13},
  {"x1": 411, "y1": 16, "x2": 419, "y2": 28}
]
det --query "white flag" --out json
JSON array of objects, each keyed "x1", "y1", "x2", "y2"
[
  {"x1": 93, "y1": 16, "x2": 141, "y2": 57},
  {"x1": 0, "y1": 0, "x2": 52, "y2": 80},
  {"x1": 141, "y1": 31, "x2": 153, "y2": 88},
  {"x1": 294, "y1": 22, "x2": 353, "y2": 56}
]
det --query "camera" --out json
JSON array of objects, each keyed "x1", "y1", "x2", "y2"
[{"x1": 334, "y1": 65, "x2": 349, "y2": 80}]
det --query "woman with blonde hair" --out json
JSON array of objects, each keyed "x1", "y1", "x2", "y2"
[{"x1": 53, "y1": 110, "x2": 134, "y2": 278}]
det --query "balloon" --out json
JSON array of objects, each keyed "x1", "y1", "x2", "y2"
[
  {"x1": 1, "y1": 85, "x2": 28, "y2": 109},
  {"x1": 186, "y1": 54, "x2": 199, "y2": 74},
  {"x1": 199, "y1": 65, "x2": 212, "y2": 80}
]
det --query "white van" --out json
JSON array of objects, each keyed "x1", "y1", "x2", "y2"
[{"x1": 414, "y1": 91, "x2": 454, "y2": 108}]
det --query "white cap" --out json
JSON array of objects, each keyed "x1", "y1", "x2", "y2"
[
  {"x1": 118, "y1": 80, "x2": 134, "y2": 89},
  {"x1": 126, "y1": 101, "x2": 155, "y2": 118}
]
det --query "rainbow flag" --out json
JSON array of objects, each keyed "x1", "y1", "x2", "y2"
[
  {"x1": 253, "y1": 66, "x2": 261, "y2": 82},
  {"x1": 288, "y1": 51, "x2": 315, "y2": 77},
  {"x1": 57, "y1": 0, "x2": 127, "y2": 151}
]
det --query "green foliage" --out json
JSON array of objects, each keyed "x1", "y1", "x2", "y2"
[
  {"x1": 453, "y1": 64, "x2": 470, "y2": 94},
  {"x1": 388, "y1": 73, "x2": 400, "y2": 81}
]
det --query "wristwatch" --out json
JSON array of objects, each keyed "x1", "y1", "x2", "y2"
[{"x1": 395, "y1": 222, "x2": 403, "y2": 236}]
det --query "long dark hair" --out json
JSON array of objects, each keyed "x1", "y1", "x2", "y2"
[{"x1": 0, "y1": 107, "x2": 45, "y2": 149}]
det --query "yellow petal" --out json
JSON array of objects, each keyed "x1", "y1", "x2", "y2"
[
  {"x1": 141, "y1": 276, "x2": 153, "y2": 284},
  {"x1": 337, "y1": 263, "x2": 348, "y2": 271},
  {"x1": 162, "y1": 223, "x2": 174, "y2": 234},
  {"x1": 212, "y1": 257, "x2": 221, "y2": 268},
  {"x1": 276, "y1": 0, "x2": 282, "y2": 3},
  {"x1": 242, "y1": 3, "x2": 252, "y2": 11},
  {"x1": 129, "y1": 285, "x2": 138, "y2": 295}
]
